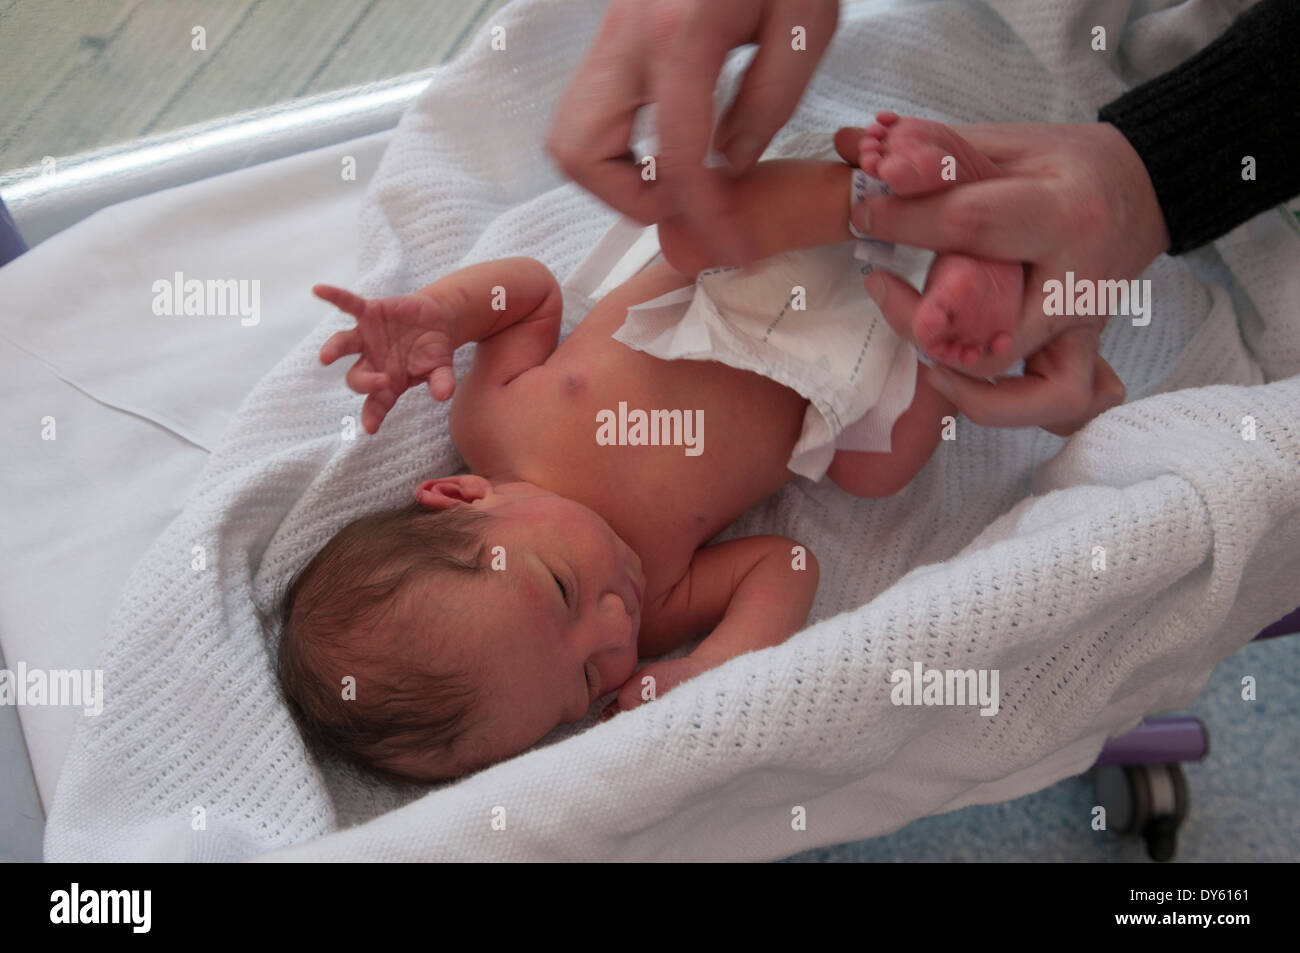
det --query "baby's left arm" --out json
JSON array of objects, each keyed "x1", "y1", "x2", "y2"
[{"x1": 607, "y1": 535, "x2": 819, "y2": 715}]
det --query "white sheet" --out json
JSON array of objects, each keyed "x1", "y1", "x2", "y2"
[{"x1": 0, "y1": 130, "x2": 390, "y2": 807}]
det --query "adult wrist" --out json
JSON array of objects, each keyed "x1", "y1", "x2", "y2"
[
  {"x1": 1097, "y1": 0, "x2": 1300, "y2": 255},
  {"x1": 1098, "y1": 121, "x2": 1171, "y2": 270}
]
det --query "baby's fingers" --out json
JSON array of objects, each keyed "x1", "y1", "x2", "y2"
[
  {"x1": 601, "y1": 676, "x2": 650, "y2": 720},
  {"x1": 320, "y1": 327, "x2": 362, "y2": 366},
  {"x1": 346, "y1": 358, "x2": 389, "y2": 395},
  {"x1": 359, "y1": 389, "x2": 398, "y2": 435},
  {"x1": 313, "y1": 283, "x2": 369, "y2": 318},
  {"x1": 426, "y1": 366, "x2": 455, "y2": 402}
]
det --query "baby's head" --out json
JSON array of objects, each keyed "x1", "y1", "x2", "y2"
[{"x1": 276, "y1": 475, "x2": 644, "y2": 781}]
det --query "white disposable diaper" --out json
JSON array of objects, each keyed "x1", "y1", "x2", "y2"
[{"x1": 613, "y1": 171, "x2": 934, "y2": 481}]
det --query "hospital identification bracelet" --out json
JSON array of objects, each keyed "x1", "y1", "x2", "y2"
[
  {"x1": 849, "y1": 167, "x2": 895, "y2": 242},
  {"x1": 849, "y1": 167, "x2": 899, "y2": 256}
]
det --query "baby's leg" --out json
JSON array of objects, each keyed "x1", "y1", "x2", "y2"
[
  {"x1": 827, "y1": 368, "x2": 957, "y2": 498},
  {"x1": 858, "y1": 111, "x2": 1023, "y2": 370}
]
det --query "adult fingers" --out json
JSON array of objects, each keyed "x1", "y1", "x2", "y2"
[
  {"x1": 854, "y1": 177, "x2": 1063, "y2": 262},
  {"x1": 654, "y1": 0, "x2": 768, "y2": 265},
  {"x1": 558, "y1": 150, "x2": 670, "y2": 226},
  {"x1": 655, "y1": 0, "x2": 763, "y2": 188},
  {"x1": 714, "y1": 0, "x2": 840, "y2": 170},
  {"x1": 833, "y1": 125, "x2": 865, "y2": 165},
  {"x1": 925, "y1": 324, "x2": 1103, "y2": 430},
  {"x1": 944, "y1": 122, "x2": 1042, "y2": 167},
  {"x1": 1039, "y1": 351, "x2": 1126, "y2": 437},
  {"x1": 545, "y1": 3, "x2": 670, "y2": 224},
  {"x1": 863, "y1": 266, "x2": 923, "y2": 349},
  {"x1": 546, "y1": 93, "x2": 668, "y2": 225}
]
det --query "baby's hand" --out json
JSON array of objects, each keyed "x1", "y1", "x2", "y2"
[
  {"x1": 314, "y1": 283, "x2": 458, "y2": 434},
  {"x1": 601, "y1": 657, "x2": 706, "y2": 720}
]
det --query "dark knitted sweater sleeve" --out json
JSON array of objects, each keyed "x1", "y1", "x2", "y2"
[{"x1": 1097, "y1": 0, "x2": 1300, "y2": 255}]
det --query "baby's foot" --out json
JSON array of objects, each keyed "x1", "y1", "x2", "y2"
[{"x1": 858, "y1": 111, "x2": 1022, "y2": 368}]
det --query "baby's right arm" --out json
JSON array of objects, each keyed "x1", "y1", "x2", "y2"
[{"x1": 315, "y1": 257, "x2": 562, "y2": 433}]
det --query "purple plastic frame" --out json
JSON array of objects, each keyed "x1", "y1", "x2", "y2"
[{"x1": 1094, "y1": 605, "x2": 1299, "y2": 766}]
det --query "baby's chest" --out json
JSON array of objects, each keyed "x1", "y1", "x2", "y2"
[{"x1": 551, "y1": 311, "x2": 808, "y2": 450}]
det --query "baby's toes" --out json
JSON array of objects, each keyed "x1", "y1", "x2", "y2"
[
  {"x1": 861, "y1": 156, "x2": 889, "y2": 179},
  {"x1": 921, "y1": 254, "x2": 1022, "y2": 365},
  {"x1": 913, "y1": 295, "x2": 955, "y2": 359},
  {"x1": 875, "y1": 135, "x2": 955, "y2": 196},
  {"x1": 874, "y1": 116, "x2": 1004, "y2": 197},
  {"x1": 868, "y1": 120, "x2": 947, "y2": 195},
  {"x1": 857, "y1": 126, "x2": 887, "y2": 174}
]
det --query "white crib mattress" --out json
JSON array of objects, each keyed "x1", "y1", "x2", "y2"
[{"x1": 0, "y1": 129, "x2": 390, "y2": 810}]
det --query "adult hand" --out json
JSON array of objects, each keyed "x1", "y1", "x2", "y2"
[
  {"x1": 937, "y1": 323, "x2": 1127, "y2": 438},
  {"x1": 834, "y1": 121, "x2": 1169, "y2": 430},
  {"x1": 547, "y1": 0, "x2": 840, "y2": 268}
]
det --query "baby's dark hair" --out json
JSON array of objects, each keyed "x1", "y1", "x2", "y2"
[{"x1": 275, "y1": 500, "x2": 491, "y2": 781}]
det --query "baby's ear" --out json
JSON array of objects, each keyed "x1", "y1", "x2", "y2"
[{"x1": 413, "y1": 475, "x2": 490, "y2": 510}]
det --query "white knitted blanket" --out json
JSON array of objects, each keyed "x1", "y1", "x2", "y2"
[{"x1": 46, "y1": 0, "x2": 1299, "y2": 861}]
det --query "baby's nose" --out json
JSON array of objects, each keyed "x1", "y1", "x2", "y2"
[{"x1": 600, "y1": 590, "x2": 634, "y2": 618}]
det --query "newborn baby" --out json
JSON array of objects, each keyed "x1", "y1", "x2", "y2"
[{"x1": 277, "y1": 124, "x2": 1001, "y2": 784}]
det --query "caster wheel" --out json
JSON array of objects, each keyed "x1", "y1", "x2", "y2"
[{"x1": 1094, "y1": 762, "x2": 1190, "y2": 861}]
